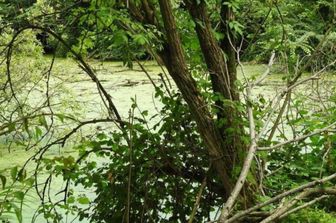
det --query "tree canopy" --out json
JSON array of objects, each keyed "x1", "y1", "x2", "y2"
[{"x1": 0, "y1": 0, "x2": 336, "y2": 222}]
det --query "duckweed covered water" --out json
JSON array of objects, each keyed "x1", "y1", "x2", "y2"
[{"x1": 0, "y1": 58, "x2": 334, "y2": 222}]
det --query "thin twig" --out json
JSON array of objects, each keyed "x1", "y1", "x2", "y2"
[
  {"x1": 227, "y1": 173, "x2": 336, "y2": 223},
  {"x1": 260, "y1": 187, "x2": 336, "y2": 223},
  {"x1": 188, "y1": 176, "x2": 207, "y2": 223},
  {"x1": 253, "y1": 51, "x2": 276, "y2": 86},
  {"x1": 258, "y1": 121, "x2": 336, "y2": 151},
  {"x1": 278, "y1": 195, "x2": 329, "y2": 220}
]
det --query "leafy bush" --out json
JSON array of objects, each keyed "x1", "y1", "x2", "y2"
[
  {"x1": 0, "y1": 167, "x2": 35, "y2": 223},
  {"x1": 42, "y1": 85, "x2": 224, "y2": 222},
  {"x1": 281, "y1": 208, "x2": 336, "y2": 223}
]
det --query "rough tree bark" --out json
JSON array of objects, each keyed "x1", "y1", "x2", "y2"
[
  {"x1": 158, "y1": 0, "x2": 234, "y2": 197},
  {"x1": 184, "y1": 0, "x2": 244, "y2": 172},
  {"x1": 125, "y1": 0, "x2": 255, "y2": 202}
]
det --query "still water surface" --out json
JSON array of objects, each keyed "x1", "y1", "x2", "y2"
[{"x1": 0, "y1": 58, "x2": 332, "y2": 222}]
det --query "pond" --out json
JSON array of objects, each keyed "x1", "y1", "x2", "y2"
[
  {"x1": 0, "y1": 57, "x2": 333, "y2": 222},
  {"x1": 0, "y1": 58, "x2": 171, "y2": 222}
]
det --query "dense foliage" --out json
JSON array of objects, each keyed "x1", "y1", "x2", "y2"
[{"x1": 0, "y1": 0, "x2": 336, "y2": 223}]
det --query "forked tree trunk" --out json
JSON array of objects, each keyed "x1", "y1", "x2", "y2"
[
  {"x1": 158, "y1": 0, "x2": 233, "y2": 198},
  {"x1": 158, "y1": 0, "x2": 258, "y2": 206},
  {"x1": 128, "y1": 0, "x2": 256, "y2": 202},
  {"x1": 185, "y1": 0, "x2": 244, "y2": 171}
]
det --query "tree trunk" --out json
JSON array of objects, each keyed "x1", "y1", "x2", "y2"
[
  {"x1": 185, "y1": 0, "x2": 244, "y2": 171},
  {"x1": 185, "y1": 0, "x2": 257, "y2": 207},
  {"x1": 129, "y1": 0, "x2": 256, "y2": 202},
  {"x1": 158, "y1": 0, "x2": 233, "y2": 198}
]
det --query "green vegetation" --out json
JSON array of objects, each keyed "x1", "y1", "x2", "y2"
[{"x1": 0, "y1": 0, "x2": 336, "y2": 222}]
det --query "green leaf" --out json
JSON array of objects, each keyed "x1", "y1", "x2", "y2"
[
  {"x1": 142, "y1": 110, "x2": 148, "y2": 116},
  {"x1": 23, "y1": 117, "x2": 30, "y2": 135},
  {"x1": 77, "y1": 196, "x2": 90, "y2": 205},
  {"x1": 133, "y1": 34, "x2": 147, "y2": 45},
  {"x1": 113, "y1": 31, "x2": 128, "y2": 45},
  {"x1": 8, "y1": 122, "x2": 16, "y2": 132},
  {"x1": 63, "y1": 156, "x2": 75, "y2": 167},
  {"x1": 14, "y1": 206, "x2": 22, "y2": 223},
  {"x1": 35, "y1": 126, "x2": 42, "y2": 138},
  {"x1": 67, "y1": 196, "x2": 75, "y2": 204},
  {"x1": 11, "y1": 166, "x2": 18, "y2": 181},
  {"x1": 38, "y1": 115, "x2": 48, "y2": 130},
  {"x1": 17, "y1": 169, "x2": 26, "y2": 182},
  {"x1": 14, "y1": 191, "x2": 25, "y2": 201},
  {"x1": 0, "y1": 175, "x2": 6, "y2": 189},
  {"x1": 25, "y1": 178, "x2": 34, "y2": 187},
  {"x1": 56, "y1": 114, "x2": 65, "y2": 123}
]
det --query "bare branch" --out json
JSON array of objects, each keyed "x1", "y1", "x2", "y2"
[
  {"x1": 227, "y1": 173, "x2": 336, "y2": 222},
  {"x1": 258, "y1": 121, "x2": 336, "y2": 151},
  {"x1": 188, "y1": 176, "x2": 207, "y2": 223},
  {"x1": 278, "y1": 195, "x2": 329, "y2": 220},
  {"x1": 253, "y1": 51, "x2": 276, "y2": 86},
  {"x1": 219, "y1": 87, "x2": 257, "y2": 222},
  {"x1": 260, "y1": 188, "x2": 336, "y2": 223}
]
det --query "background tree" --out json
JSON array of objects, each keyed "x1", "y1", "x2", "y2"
[{"x1": 0, "y1": 0, "x2": 336, "y2": 222}]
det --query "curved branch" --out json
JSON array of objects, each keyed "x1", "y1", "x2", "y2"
[
  {"x1": 227, "y1": 172, "x2": 336, "y2": 222},
  {"x1": 260, "y1": 187, "x2": 336, "y2": 223},
  {"x1": 8, "y1": 25, "x2": 124, "y2": 129}
]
